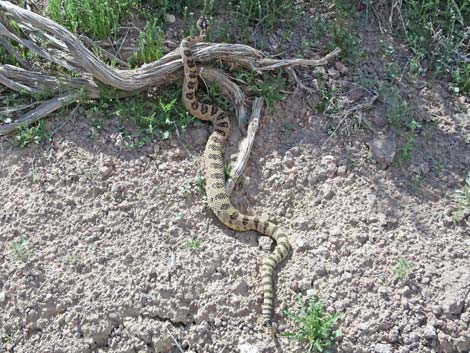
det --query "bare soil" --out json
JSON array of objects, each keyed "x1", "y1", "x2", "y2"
[{"x1": 1, "y1": 4, "x2": 469, "y2": 353}]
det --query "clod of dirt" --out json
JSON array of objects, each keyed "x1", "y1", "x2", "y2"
[{"x1": 367, "y1": 136, "x2": 396, "y2": 169}]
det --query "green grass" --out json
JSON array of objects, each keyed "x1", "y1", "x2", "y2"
[
  {"x1": 283, "y1": 294, "x2": 342, "y2": 353},
  {"x1": 454, "y1": 174, "x2": 470, "y2": 220},
  {"x1": 402, "y1": 0, "x2": 469, "y2": 93},
  {"x1": 131, "y1": 18, "x2": 165, "y2": 65},
  {"x1": 16, "y1": 121, "x2": 51, "y2": 148},
  {"x1": 393, "y1": 257, "x2": 414, "y2": 280},
  {"x1": 47, "y1": 0, "x2": 136, "y2": 39}
]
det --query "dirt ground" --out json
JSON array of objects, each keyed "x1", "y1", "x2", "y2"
[{"x1": 1, "y1": 3, "x2": 470, "y2": 353}]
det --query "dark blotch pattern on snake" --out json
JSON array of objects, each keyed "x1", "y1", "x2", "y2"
[{"x1": 180, "y1": 16, "x2": 292, "y2": 329}]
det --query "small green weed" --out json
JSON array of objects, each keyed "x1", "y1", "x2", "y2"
[
  {"x1": 80, "y1": 168, "x2": 98, "y2": 182},
  {"x1": 194, "y1": 175, "x2": 206, "y2": 193},
  {"x1": 16, "y1": 121, "x2": 51, "y2": 148},
  {"x1": 454, "y1": 174, "x2": 470, "y2": 220},
  {"x1": 236, "y1": 70, "x2": 287, "y2": 110},
  {"x1": 394, "y1": 257, "x2": 414, "y2": 280},
  {"x1": 201, "y1": 84, "x2": 233, "y2": 114},
  {"x1": 394, "y1": 119, "x2": 422, "y2": 167},
  {"x1": 280, "y1": 122, "x2": 294, "y2": 135},
  {"x1": 224, "y1": 164, "x2": 232, "y2": 180},
  {"x1": 10, "y1": 238, "x2": 32, "y2": 262},
  {"x1": 180, "y1": 175, "x2": 206, "y2": 195},
  {"x1": 1, "y1": 332, "x2": 14, "y2": 344},
  {"x1": 283, "y1": 294, "x2": 342, "y2": 353},
  {"x1": 184, "y1": 237, "x2": 204, "y2": 251},
  {"x1": 114, "y1": 87, "x2": 192, "y2": 146}
]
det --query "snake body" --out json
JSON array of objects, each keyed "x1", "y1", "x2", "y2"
[{"x1": 181, "y1": 17, "x2": 291, "y2": 328}]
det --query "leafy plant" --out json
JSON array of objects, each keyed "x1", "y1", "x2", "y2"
[
  {"x1": 283, "y1": 294, "x2": 342, "y2": 353},
  {"x1": 10, "y1": 238, "x2": 33, "y2": 262},
  {"x1": 114, "y1": 86, "x2": 192, "y2": 146},
  {"x1": 16, "y1": 121, "x2": 51, "y2": 148},
  {"x1": 236, "y1": 70, "x2": 287, "y2": 110},
  {"x1": 394, "y1": 257, "x2": 414, "y2": 280},
  {"x1": 194, "y1": 175, "x2": 206, "y2": 193}
]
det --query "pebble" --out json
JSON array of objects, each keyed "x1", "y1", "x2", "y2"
[
  {"x1": 0, "y1": 291, "x2": 6, "y2": 303},
  {"x1": 422, "y1": 325, "x2": 436, "y2": 339},
  {"x1": 188, "y1": 128, "x2": 209, "y2": 147},
  {"x1": 321, "y1": 183, "x2": 334, "y2": 200},
  {"x1": 238, "y1": 343, "x2": 259, "y2": 353},
  {"x1": 327, "y1": 68, "x2": 340, "y2": 79},
  {"x1": 367, "y1": 136, "x2": 396, "y2": 169},
  {"x1": 337, "y1": 165, "x2": 347, "y2": 176}
]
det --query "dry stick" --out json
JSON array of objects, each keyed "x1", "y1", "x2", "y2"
[
  {"x1": 287, "y1": 67, "x2": 318, "y2": 95},
  {"x1": 226, "y1": 97, "x2": 263, "y2": 195},
  {"x1": 0, "y1": 1, "x2": 340, "y2": 133},
  {"x1": 322, "y1": 95, "x2": 378, "y2": 146},
  {"x1": 165, "y1": 328, "x2": 184, "y2": 353},
  {"x1": 0, "y1": 92, "x2": 80, "y2": 135}
]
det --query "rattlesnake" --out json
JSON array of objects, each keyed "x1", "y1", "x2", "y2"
[{"x1": 181, "y1": 17, "x2": 292, "y2": 330}]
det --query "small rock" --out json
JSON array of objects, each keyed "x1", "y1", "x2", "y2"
[
  {"x1": 238, "y1": 343, "x2": 259, "y2": 353},
  {"x1": 335, "y1": 61, "x2": 348, "y2": 74},
  {"x1": 283, "y1": 151, "x2": 295, "y2": 168},
  {"x1": 367, "y1": 137, "x2": 396, "y2": 169},
  {"x1": 347, "y1": 87, "x2": 365, "y2": 102},
  {"x1": 337, "y1": 165, "x2": 347, "y2": 176},
  {"x1": 374, "y1": 343, "x2": 393, "y2": 353},
  {"x1": 297, "y1": 278, "x2": 311, "y2": 291},
  {"x1": 422, "y1": 325, "x2": 436, "y2": 340},
  {"x1": 307, "y1": 172, "x2": 320, "y2": 186},
  {"x1": 259, "y1": 237, "x2": 273, "y2": 251},
  {"x1": 369, "y1": 110, "x2": 388, "y2": 129},
  {"x1": 0, "y1": 291, "x2": 6, "y2": 303},
  {"x1": 306, "y1": 288, "x2": 315, "y2": 298},
  {"x1": 327, "y1": 68, "x2": 340, "y2": 79},
  {"x1": 188, "y1": 128, "x2": 209, "y2": 147},
  {"x1": 164, "y1": 13, "x2": 176, "y2": 23},
  {"x1": 321, "y1": 183, "x2": 334, "y2": 200}
]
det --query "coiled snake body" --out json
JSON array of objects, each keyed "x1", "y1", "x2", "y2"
[{"x1": 181, "y1": 17, "x2": 292, "y2": 329}]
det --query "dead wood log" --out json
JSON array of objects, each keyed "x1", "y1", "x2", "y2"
[{"x1": 0, "y1": 0, "x2": 340, "y2": 136}]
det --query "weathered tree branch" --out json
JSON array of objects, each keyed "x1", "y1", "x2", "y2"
[{"x1": 0, "y1": 0, "x2": 340, "y2": 136}]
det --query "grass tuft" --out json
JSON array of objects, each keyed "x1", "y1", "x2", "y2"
[
  {"x1": 47, "y1": 0, "x2": 136, "y2": 39},
  {"x1": 394, "y1": 257, "x2": 414, "y2": 280},
  {"x1": 184, "y1": 237, "x2": 204, "y2": 251}
]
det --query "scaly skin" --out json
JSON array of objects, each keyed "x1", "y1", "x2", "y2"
[{"x1": 181, "y1": 17, "x2": 292, "y2": 330}]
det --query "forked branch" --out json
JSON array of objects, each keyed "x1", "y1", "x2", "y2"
[{"x1": 0, "y1": 0, "x2": 340, "y2": 135}]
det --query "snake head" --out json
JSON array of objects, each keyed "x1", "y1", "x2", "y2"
[{"x1": 197, "y1": 16, "x2": 209, "y2": 35}]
